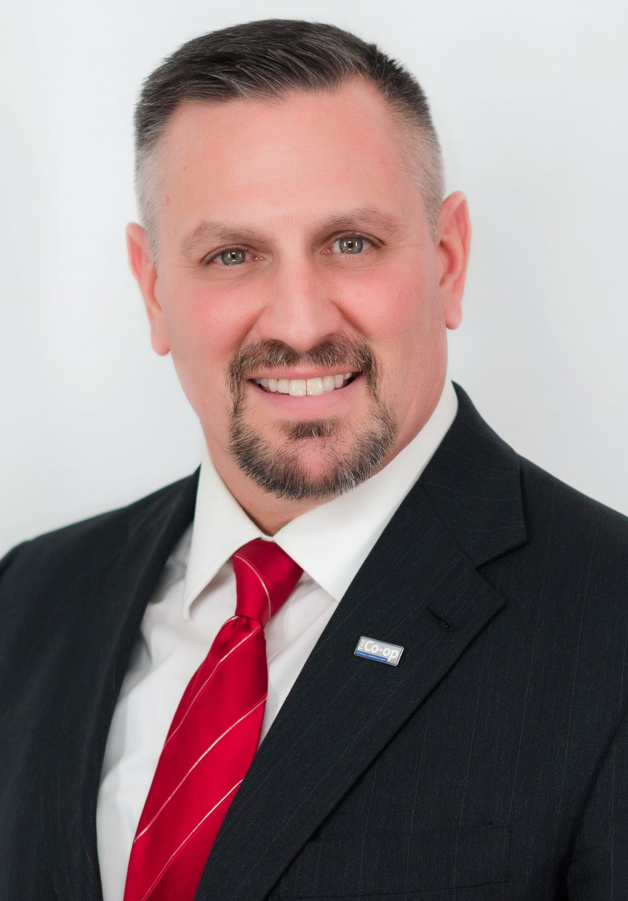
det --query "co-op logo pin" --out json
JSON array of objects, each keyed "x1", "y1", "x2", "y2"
[{"x1": 354, "y1": 636, "x2": 404, "y2": 667}]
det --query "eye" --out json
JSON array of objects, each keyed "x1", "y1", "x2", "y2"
[
  {"x1": 220, "y1": 248, "x2": 247, "y2": 265},
  {"x1": 203, "y1": 247, "x2": 252, "y2": 267},
  {"x1": 215, "y1": 248, "x2": 246, "y2": 266},
  {"x1": 329, "y1": 234, "x2": 374, "y2": 255}
]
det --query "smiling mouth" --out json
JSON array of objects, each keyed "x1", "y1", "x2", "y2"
[{"x1": 250, "y1": 372, "x2": 361, "y2": 396}]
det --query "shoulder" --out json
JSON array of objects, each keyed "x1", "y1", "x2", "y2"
[
  {"x1": 440, "y1": 384, "x2": 628, "y2": 609},
  {"x1": 518, "y1": 454, "x2": 628, "y2": 561},
  {"x1": 0, "y1": 471, "x2": 199, "y2": 691},
  {"x1": 0, "y1": 470, "x2": 199, "y2": 585},
  {"x1": 484, "y1": 454, "x2": 628, "y2": 644},
  {"x1": 449, "y1": 384, "x2": 628, "y2": 568}
]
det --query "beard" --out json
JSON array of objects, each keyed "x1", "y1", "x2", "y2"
[{"x1": 226, "y1": 337, "x2": 398, "y2": 502}]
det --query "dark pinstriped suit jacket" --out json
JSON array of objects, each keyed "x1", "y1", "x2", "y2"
[{"x1": 1, "y1": 385, "x2": 628, "y2": 900}]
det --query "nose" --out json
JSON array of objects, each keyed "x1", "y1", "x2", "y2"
[{"x1": 254, "y1": 254, "x2": 344, "y2": 353}]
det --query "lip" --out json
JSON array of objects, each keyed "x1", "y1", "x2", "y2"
[
  {"x1": 247, "y1": 369, "x2": 359, "y2": 381},
  {"x1": 246, "y1": 372, "x2": 365, "y2": 417}
]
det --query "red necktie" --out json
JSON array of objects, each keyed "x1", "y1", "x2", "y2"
[{"x1": 123, "y1": 539, "x2": 303, "y2": 901}]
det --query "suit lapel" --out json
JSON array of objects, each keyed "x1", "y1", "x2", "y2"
[
  {"x1": 48, "y1": 472, "x2": 199, "y2": 901},
  {"x1": 47, "y1": 384, "x2": 526, "y2": 901},
  {"x1": 197, "y1": 386, "x2": 527, "y2": 901}
]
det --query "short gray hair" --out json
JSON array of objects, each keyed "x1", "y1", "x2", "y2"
[{"x1": 134, "y1": 19, "x2": 445, "y2": 260}]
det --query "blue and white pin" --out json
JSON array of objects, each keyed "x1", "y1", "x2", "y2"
[{"x1": 354, "y1": 635, "x2": 404, "y2": 666}]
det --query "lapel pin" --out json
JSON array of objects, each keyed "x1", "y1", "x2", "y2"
[{"x1": 354, "y1": 636, "x2": 404, "y2": 666}]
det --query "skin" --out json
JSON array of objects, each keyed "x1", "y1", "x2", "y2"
[{"x1": 127, "y1": 78, "x2": 471, "y2": 534}]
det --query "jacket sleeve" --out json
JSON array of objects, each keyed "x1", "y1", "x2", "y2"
[{"x1": 567, "y1": 703, "x2": 628, "y2": 899}]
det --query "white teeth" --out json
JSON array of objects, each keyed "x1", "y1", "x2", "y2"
[
  {"x1": 307, "y1": 378, "x2": 325, "y2": 395},
  {"x1": 254, "y1": 373, "x2": 357, "y2": 395},
  {"x1": 288, "y1": 380, "x2": 307, "y2": 396}
]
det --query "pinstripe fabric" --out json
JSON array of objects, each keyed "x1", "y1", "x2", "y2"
[
  {"x1": 2, "y1": 387, "x2": 628, "y2": 900},
  {"x1": 123, "y1": 540, "x2": 302, "y2": 901}
]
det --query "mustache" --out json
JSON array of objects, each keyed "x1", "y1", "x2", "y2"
[{"x1": 228, "y1": 337, "x2": 378, "y2": 392}]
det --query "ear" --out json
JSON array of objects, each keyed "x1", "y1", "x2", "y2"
[
  {"x1": 435, "y1": 191, "x2": 472, "y2": 330},
  {"x1": 126, "y1": 222, "x2": 170, "y2": 355}
]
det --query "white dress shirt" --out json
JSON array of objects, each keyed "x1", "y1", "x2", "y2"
[{"x1": 96, "y1": 379, "x2": 458, "y2": 901}]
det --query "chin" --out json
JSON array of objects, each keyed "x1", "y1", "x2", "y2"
[{"x1": 228, "y1": 411, "x2": 398, "y2": 503}]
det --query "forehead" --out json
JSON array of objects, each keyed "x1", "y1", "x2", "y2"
[{"x1": 155, "y1": 79, "x2": 426, "y2": 243}]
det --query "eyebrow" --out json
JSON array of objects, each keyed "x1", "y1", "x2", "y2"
[{"x1": 179, "y1": 206, "x2": 403, "y2": 257}]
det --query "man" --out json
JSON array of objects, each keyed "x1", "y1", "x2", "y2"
[{"x1": 1, "y1": 18, "x2": 627, "y2": 901}]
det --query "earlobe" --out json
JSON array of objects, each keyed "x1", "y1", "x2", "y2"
[
  {"x1": 435, "y1": 192, "x2": 472, "y2": 331},
  {"x1": 125, "y1": 223, "x2": 171, "y2": 356}
]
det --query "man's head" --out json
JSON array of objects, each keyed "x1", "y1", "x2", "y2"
[
  {"x1": 127, "y1": 20, "x2": 471, "y2": 530},
  {"x1": 133, "y1": 20, "x2": 446, "y2": 262}
]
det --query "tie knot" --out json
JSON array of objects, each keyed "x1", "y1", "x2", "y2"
[{"x1": 232, "y1": 539, "x2": 303, "y2": 627}]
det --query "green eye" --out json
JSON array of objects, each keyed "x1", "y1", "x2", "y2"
[
  {"x1": 220, "y1": 248, "x2": 247, "y2": 265},
  {"x1": 336, "y1": 236, "x2": 364, "y2": 254}
]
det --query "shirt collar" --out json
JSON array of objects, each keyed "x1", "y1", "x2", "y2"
[
  {"x1": 183, "y1": 378, "x2": 458, "y2": 617},
  {"x1": 182, "y1": 452, "x2": 264, "y2": 617}
]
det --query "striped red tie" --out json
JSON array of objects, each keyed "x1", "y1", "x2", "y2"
[{"x1": 123, "y1": 539, "x2": 303, "y2": 901}]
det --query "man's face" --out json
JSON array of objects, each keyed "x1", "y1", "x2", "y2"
[{"x1": 129, "y1": 79, "x2": 469, "y2": 504}]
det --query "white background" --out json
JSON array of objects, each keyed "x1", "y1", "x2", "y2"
[{"x1": 1, "y1": 0, "x2": 627, "y2": 557}]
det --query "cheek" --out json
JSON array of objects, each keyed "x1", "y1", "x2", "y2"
[
  {"x1": 345, "y1": 265, "x2": 441, "y2": 357},
  {"x1": 160, "y1": 283, "x2": 254, "y2": 412},
  {"x1": 344, "y1": 265, "x2": 447, "y2": 418}
]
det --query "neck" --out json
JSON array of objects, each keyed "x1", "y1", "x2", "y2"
[
  {"x1": 202, "y1": 379, "x2": 451, "y2": 535},
  {"x1": 209, "y1": 457, "x2": 323, "y2": 535},
  {"x1": 204, "y1": 431, "x2": 417, "y2": 536}
]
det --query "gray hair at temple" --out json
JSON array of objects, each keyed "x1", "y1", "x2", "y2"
[{"x1": 133, "y1": 19, "x2": 445, "y2": 263}]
